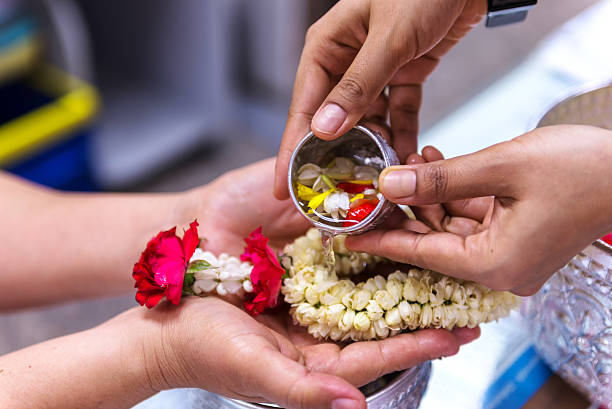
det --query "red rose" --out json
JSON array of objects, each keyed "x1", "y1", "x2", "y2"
[
  {"x1": 133, "y1": 220, "x2": 199, "y2": 308},
  {"x1": 241, "y1": 227, "x2": 284, "y2": 315}
]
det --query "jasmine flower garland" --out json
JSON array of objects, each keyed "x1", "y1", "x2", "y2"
[
  {"x1": 280, "y1": 229, "x2": 522, "y2": 341},
  {"x1": 134, "y1": 223, "x2": 521, "y2": 341}
]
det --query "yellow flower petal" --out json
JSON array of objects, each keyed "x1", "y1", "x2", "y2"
[
  {"x1": 350, "y1": 193, "x2": 364, "y2": 203},
  {"x1": 297, "y1": 183, "x2": 318, "y2": 201},
  {"x1": 347, "y1": 180, "x2": 373, "y2": 184},
  {"x1": 308, "y1": 189, "x2": 335, "y2": 210}
]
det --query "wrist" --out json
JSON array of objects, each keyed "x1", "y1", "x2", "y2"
[{"x1": 112, "y1": 304, "x2": 197, "y2": 393}]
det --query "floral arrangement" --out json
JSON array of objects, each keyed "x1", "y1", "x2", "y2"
[
  {"x1": 133, "y1": 222, "x2": 521, "y2": 341},
  {"x1": 133, "y1": 221, "x2": 284, "y2": 314}
]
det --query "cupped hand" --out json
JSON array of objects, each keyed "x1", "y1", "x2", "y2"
[
  {"x1": 274, "y1": 0, "x2": 486, "y2": 199},
  {"x1": 346, "y1": 125, "x2": 612, "y2": 295},
  {"x1": 190, "y1": 158, "x2": 310, "y2": 255},
  {"x1": 138, "y1": 296, "x2": 479, "y2": 409}
]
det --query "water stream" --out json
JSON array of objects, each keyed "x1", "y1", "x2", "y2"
[{"x1": 319, "y1": 229, "x2": 336, "y2": 273}]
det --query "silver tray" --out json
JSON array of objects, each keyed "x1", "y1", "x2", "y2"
[
  {"x1": 522, "y1": 82, "x2": 612, "y2": 404},
  {"x1": 182, "y1": 363, "x2": 431, "y2": 409}
]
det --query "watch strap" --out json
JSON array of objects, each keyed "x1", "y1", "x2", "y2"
[{"x1": 486, "y1": 0, "x2": 537, "y2": 27}]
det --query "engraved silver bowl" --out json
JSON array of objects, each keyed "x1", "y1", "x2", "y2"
[
  {"x1": 522, "y1": 81, "x2": 612, "y2": 404},
  {"x1": 183, "y1": 363, "x2": 431, "y2": 409}
]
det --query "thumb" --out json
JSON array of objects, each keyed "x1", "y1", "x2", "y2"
[
  {"x1": 379, "y1": 142, "x2": 524, "y2": 205},
  {"x1": 311, "y1": 36, "x2": 404, "y2": 140},
  {"x1": 253, "y1": 349, "x2": 366, "y2": 409}
]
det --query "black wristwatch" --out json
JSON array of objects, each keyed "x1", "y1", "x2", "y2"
[{"x1": 486, "y1": 0, "x2": 537, "y2": 27}]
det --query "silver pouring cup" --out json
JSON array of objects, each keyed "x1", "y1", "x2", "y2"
[{"x1": 288, "y1": 125, "x2": 400, "y2": 235}]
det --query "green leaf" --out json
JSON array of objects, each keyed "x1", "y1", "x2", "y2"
[
  {"x1": 183, "y1": 272, "x2": 196, "y2": 291},
  {"x1": 187, "y1": 260, "x2": 213, "y2": 273}
]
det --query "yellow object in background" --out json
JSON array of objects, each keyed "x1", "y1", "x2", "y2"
[{"x1": 0, "y1": 65, "x2": 100, "y2": 167}]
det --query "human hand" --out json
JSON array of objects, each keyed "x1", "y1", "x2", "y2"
[
  {"x1": 136, "y1": 296, "x2": 479, "y2": 409},
  {"x1": 346, "y1": 125, "x2": 612, "y2": 295},
  {"x1": 274, "y1": 0, "x2": 487, "y2": 199},
  {"x1": 190, "y1": 158, "x2": 310, "y2": 255}
]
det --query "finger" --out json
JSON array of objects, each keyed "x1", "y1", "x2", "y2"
[
  {"x1": 420, "y1": 146, "x2": 492, "y2": 221},
  {"x1": 274, "y1": 56, "x2": 336, "y2": 199},
  {"x1": 378, "y1": 140, "x2": 525, "y2": 206},
  {"x1": 403, "y1": 153, "x2": 448, "y2": 231},
  {"x1": 305, "y1": 329, "x2": 476, "y2": 387},
  {"x1": 311, "y1": 36, "x2": 404, "y2": 141},
  {"x1": 388, "y1": 83, "x2": 421, "y2": 161},
  {"x1": 362, "y1": 92, "x2": 388, "y2": 126},
  {"x1": 443, "y1": 197, "x2": 493, "y2": 223},
  {"x1": 421, "y1": 145, "x2": 444, "y2": 162},
  {"x1": 345, "y1": 228, "x2": 491, "y2": 279},
  {"x1": 253, "y1": 347, "x2": 366, "y2": 409},
  {"x1": 441, "y1": 215, "x2": 483, "y2": 236}
]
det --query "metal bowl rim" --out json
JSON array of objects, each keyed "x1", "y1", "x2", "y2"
[
  {"x1": 527, "y1": 79, "x2": 612, "y2": 131},
  {"x1": 528, "y1": 79, "x2": 612, "y2": 253}
]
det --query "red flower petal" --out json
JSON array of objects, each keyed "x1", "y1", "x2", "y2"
[
  {"x1": 132, "y1": 220, "x2": 200, "y2": 308},
  {"x1": 241, "y1": 227, "x2": 284, "y2": 315},
  {"x1": 182, "y1": 220, "x2": 200, "y2": 261}
]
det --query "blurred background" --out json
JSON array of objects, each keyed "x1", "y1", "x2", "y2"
[{"x1": 0, "y1": 0, "x2": 607, "y2": 407}]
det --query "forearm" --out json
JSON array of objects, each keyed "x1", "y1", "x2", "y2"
[
  {"x1": 0, "y1": 172, "x2": 201, "y2": 309},
  {"x1": 0, "y1": 308, "x2": 156, "y2": 409}
]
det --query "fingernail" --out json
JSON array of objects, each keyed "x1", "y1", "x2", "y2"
[
  {"x1": 381, "y1": 169, "x2": 416, "y2": 198},
  {"x1": 331, "y1": 398, "x2": 361, "y2": 409},
  {"x1": 313, "y1": 103, "x2": 346, "y2": 135}
]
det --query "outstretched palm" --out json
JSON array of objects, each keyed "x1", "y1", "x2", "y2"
[{"x1": 162, "y1": 296, "x2": 477, "y2": 408}]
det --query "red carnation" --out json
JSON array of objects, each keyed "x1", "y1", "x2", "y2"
[
  {"x1": 241, "y1": 227, "x2": 284, "y2": 315},
  {"x1": 133, "y1": 220, "x2": 199, "y2": 308}
]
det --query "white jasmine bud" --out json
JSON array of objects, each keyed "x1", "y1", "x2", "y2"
[
  {"x1": 388, "y1": 271, "x2": 407, "y2": 282},
  {"x1": 352, "y1": 289, "x2": 372, "y2": 311},
  {"x1": 451, "y1": 285, "x2": 467, "y2": 305},
  {"x1": 221, "y1": 280, "x2": 243, "y2": 295},
  {"x1": 324, "y1": 304, "x2": 346, "y2": 325},
  {"x1": 296, "y1": 303, "x2": 320, "y2": 324},
  {"x1": 420, "y1": 304, "x2": 433, "y2": 327},
  {"x1": 374, "y1": 275, "x2": 387, "y2": 290},
  {"x1": 385, "y1": 307, "x2": 401, "y2": 329},
  {"x1": 481, "y1": 292, "x2": 496, "y2": 312},
  {"x1": 429, "y1": 282, "x2": 445, "y2": 307},
  {"x1": 456, "y1": 307, "x2": 469, "y2": 327},
  {"x1": 243, "y1": 280, "x2": 253, "y2": 293},
  {"x1": 402, "y1": 278, "x2": 419, "y2": 302},
  {"x1": 366, "y1": 300, "x2": 384, "y2": 321},
  {"x1": 329, "y1": 326, "x2": 345, "y2": 341},
  {"x1": 362, "y1": 278, "x2": 378, "y2": 292},
  {"x1": 373, "y1": 290, "x2": 397, "y2": 311},
  {"x1": 339, "y1": 309, "x2": 355, "y2": 331},
  {"x1": 353, "y1": 311, "x2": 371, "y2": 331},
  {"x1": 373, "y1": 318, "x2": 389, "y2": 338},
  {"x1": 193, "y1": 278, "x2": 218, "y2": 294},
  {"x1": 305, "y1": 286, "x2": 319, "y2": 304},
  {"x1": 386, "y1": 279, "x2": 403, "y2": 302}
]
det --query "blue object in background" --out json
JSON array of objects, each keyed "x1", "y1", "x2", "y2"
[{"x1": 483, "y1": 346, "x2": 553, "y2": 409}]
